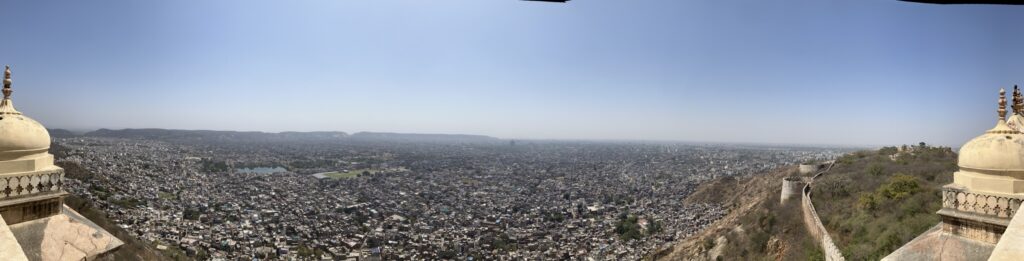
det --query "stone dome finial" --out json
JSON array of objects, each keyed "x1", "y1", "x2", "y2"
[
  {"x1": 2, "y1": 65, "x2": 10, "y2": 99},
  {"x1": 0, "y1": 65, "x2": 18, "y2": 115},
  {"x1": 999, "y1": 87, "x2": 1007, "y2": 120}
]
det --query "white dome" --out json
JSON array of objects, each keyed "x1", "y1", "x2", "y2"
[
  {"x1": 958, "y1": 120, "x2": 1024, "y2": 172},
  {"x1": 0, "y1": 66, "x2": 51, "y2": 161},
  {"x1": 0, "y1": 113, "x2": 50, "y2": 160}
]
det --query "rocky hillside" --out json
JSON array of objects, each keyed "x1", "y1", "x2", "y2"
[
  {"x1": 655, "y1": 166, "x2": 819, "y2": 260},
  {"x1": 656, "y1": 144, "x2": 956, "y2": 261},
  {"x1": 50, "y1": 143, "x2": 187, "y2": 260},
  {"x1": 64, "y1": 193, "x2": 181, "y2": 261}
]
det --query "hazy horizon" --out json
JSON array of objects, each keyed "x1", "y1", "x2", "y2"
[
  {"x1": 42, "y1": 126, "x2": 884, "y2": 148},
  {"x1": 3, "y1": 1, "x2": 1023, "y2": 147}
]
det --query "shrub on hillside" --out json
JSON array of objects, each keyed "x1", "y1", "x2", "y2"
[
  {"x1": 878, "y1": 146, "x2": 898, "y2": 156},
  {"x1": 878, "y1": 174, "x2": 920, "y2": 201},
  {"x1": 867, "y1": 163, "x2": 885, "y2": 176},
  {"x1": 857, "y1": 193, "x2": 878, "y2": 212},
  {"x1": 855, "y1": 174, "x2": 921, "y2": 212},
  {"x1": 615, "y1": 212, "x2": 643, "y2": 241}
]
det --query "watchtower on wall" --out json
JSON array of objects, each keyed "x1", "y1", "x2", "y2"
[{"x1": 780, "y1": 177, "x2": 805, "y2": 204}]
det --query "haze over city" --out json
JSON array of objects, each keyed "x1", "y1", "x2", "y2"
[
  {"x1": 5, "y1": 1, "x2": 1024, "y2": 261},
  {"x1": 1, "y1": 1, "x2": 1022, "y2": 146}
]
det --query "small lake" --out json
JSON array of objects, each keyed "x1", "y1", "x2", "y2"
[{"x1": 235, "y1": 167, "x2": 288, "y2": 174}]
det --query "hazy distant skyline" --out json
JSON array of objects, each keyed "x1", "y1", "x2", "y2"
[{"x1": 1, "y1": 1, "x2": 1022, "y2": 146}]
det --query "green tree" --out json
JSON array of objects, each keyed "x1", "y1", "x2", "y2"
[
  {"x1": 878, "y1": 174, "x2": 920, "y2": 200},
  {"x1": 647, "y1": 219, "x2": 662, "y2": 235},
  {"x1": 867, "y1": 163, "x2": 885, "y2": 176},
  {"x1": 878, "y1": 146, "x2": 898, "y2": 156},
  {"x1": 857, "y1": 193, "x2": 877, "y2": 211}
]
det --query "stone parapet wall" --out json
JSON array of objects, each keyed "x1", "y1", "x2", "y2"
[
  {"x1": 801, "y1": 162, "x2": 845, "y2": 261},
  {"x1": 942, "y1": 186, "x2": 1023, "y2": 220},
  {"x1": 799, "y1": 164, "x2": 824, "y2": 174},
  {"x1": 0, "y1": 212, "x2": 28, "y2": 261},
  {"x1": 990, "y1": 209, "x2": 1024, "y2": 260},
  {"x1": 936, "y1": 186, "x2": 1024, "y2": 244},
  {"x1": 0, "y1": 169, "x2": 63, "y2": 200}
]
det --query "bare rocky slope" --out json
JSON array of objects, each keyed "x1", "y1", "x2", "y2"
[
  {"x1": 654, "y1": 166, "x2": 818, "y2": 261},
  {"x1": 656, "y1": 145, "x2": 956, "y2": 261},
  {"x1": 64, "y1": 193, "x2": 179, "y2": 261},
  {"x1": 50, "y1": 143, "x2": 184, "y2": 260}
]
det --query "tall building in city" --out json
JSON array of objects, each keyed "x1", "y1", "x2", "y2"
[
  {"x1": 885, "y1": 88, "x2": 1024, "y2": 260},
  {"x1": 0, "y1": 66, "x2": 122, "y2": 260}
]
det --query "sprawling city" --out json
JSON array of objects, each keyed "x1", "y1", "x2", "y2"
[
  {"x1": 0, "y1": 1, "x2": 1021, "y2": 261},
  {"x1": 51, "y1": 132, "x2": 846, "y2": 260}
]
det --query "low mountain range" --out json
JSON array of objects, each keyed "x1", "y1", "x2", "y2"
[{"x1": 47, "y1": 128, "x2": 500, "y2": 144}]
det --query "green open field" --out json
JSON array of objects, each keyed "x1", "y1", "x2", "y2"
[
  {"x1": 315, "y1": 167, "x2": 408, "y2": 180},
  {"x1": 321, "y1": 169, "x2": 376, "y2": 179}
]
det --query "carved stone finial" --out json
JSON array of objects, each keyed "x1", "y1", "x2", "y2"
[
  {"x1": 2, "y1": 65, "x2": 10, "y2": 99},
  {"x1": 1016, "y1": 85, "x2": 1023, "y2": 115},
  {"x1": 1013, "y1": 86, "x2": 1020, "y2": 115},
  {"x1": 1000, "y1": 88, "x2": 1007, "y2": 120}
]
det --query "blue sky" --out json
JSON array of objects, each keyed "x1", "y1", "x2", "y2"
[{"x1": 0, "y1": 0, "x2": 1021, "y2": 146}]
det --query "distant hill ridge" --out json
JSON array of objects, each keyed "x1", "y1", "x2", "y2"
[
  {"x1": 47, "y1": 128, "x2": 499, "y2": 143},
  {"x1": 47, "y1": 128, "x2": 78, "y2": 138},
  {"x1": 350, "y1": 131, "x2": 498, "y2": 142}
]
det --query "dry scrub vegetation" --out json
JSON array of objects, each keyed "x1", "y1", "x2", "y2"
[
  {"x1": 812, "y1": 144, "x2": 955, "y2": 260},
  {"x1": 658, "y1": 144, "x2": 956, "y2": 261}
]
